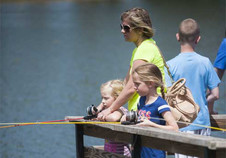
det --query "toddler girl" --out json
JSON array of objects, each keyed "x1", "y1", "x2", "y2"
[{"x1": 96, "y1": 79, "x2": 131, "y2": 157}]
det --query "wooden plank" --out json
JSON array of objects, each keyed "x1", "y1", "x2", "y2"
[
  {"x1": 216, "y1": 149, "x2": 226, "y2": 158},
  {"x1": 132, "y1": 135, "x2": 141, "y2": 158},
  {"x1": 81, "y1": 123, "x2": 226, "y2": 157},
  {"x1": 68, "y1": 117, "x2": 226, "y2": 149},
  {"x1": 83, "y1": 124, "x2": 205, "y2": 157},
  {"x1": 66, "y1": 114, "x2": 226, "y2": 131},
  {"x1": 84, "y1": 146, "x2": 125, "y2": 158},
  {"x1": 76, "y1": 124, "x2": 84, "y2": 158},
  {"x1": 141, "y1": 135, "x2": 207, "y2": 157},
  {"x1": 66, "y1": 115, "x2": 226, "y2": 157},
  {"x1": 83, "y1": 124, "x2": 133, "y2": 144},
  {"x1": 92, "y1": 145, "x2": 104, "y2": 150},
  {"x1": 210, "y1": 115, "x2": 226, "y2": 129},
  {"x1": 98, "y1": 124, "x2": 226, "y2": 149}
]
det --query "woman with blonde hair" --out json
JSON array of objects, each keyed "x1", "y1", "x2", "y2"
[{"x1": 98, "y1": 7, "x2": 165, "y2": 120}]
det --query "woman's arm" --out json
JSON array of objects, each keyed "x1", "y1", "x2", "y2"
[
  {"x1": 124, "y1": 67, "x2": 131, "y2": 84},
  {"x1": 137, "y1": 111, "x2": 179, "y2": 131},
  {"x1": 97, "y1": 60, "x2": 147, "y2": 120}
]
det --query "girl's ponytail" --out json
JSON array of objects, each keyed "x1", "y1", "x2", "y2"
[{"x1": 160, "y1": 85, "x2": 165, "y2": 99}]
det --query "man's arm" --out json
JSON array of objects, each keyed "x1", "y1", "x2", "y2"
[
  {"x1": 207, "y1": 86, "x2": 219, "y2": 114},
  {"x1": 215, "y1": 68, "x2": 225, "y2": 80}
]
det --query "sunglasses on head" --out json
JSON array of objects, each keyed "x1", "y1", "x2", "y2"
[{"x1": 120, "y1": 24, "x2": 131, "y2": 32}]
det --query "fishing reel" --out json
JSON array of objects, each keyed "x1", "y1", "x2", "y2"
[
  {"x1": 84, "y1": 105, "x2": 98, "y2": 120},
  {"x1": 121, "y1": 110, "x2": 140, "y2": 125}
]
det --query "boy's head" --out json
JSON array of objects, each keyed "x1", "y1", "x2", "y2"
[{"x1": 177, "y1": 18, "x2": 200, "y2": 45}]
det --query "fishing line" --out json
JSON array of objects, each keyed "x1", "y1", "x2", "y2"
[
  {"x1": 0, "y1": 117, "x2": 225, "y2": 132},
  {"x1": 125, "y1": 110, "x2": 226, "y2": 131},
  {"x1": 147, "y1": 117, "x2": 226, "y2": 132}
]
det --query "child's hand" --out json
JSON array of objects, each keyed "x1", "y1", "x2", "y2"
[
  {"x1": 120, "y1": 114, "x2": 126, "y2": 122},
  {"x1": 91, "y1": 117, "x2": 98, "y2": 121},
  {"x1": 136, "y1": 117, "x2": 154, "y2": 127},
  {"x1": 97, "y1": 108, "x2": 112, "y2": 121}
]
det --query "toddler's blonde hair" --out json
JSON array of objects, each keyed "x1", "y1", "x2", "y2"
[{"x1": 100, "y1": 79, "x2": 124, "y2": 99}]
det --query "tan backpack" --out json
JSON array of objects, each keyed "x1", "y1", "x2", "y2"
[{"x1": 165, "y1": 78, "x2": 200, "y2": 128}]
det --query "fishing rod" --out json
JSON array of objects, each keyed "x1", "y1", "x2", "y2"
[
  {"x1": 0, "y1": 117, "x2": 83, "y2": 129},
  {"x1": 1, "y1": 117, "x2": 225, "y2": 131},
  {"x1": 0, "y1": 105, "x2": 225, "y2": 131},
  {"x1": 0, "y1": 119, "x2": 120, "y2": 129},
  {"x1": 0, "y1": 105, "x2": 101, "y2": 129},
  {"x1": 0, "y1": 117, "x2": 225, "y2": 131},
  {"x1": 0, "y1": 105, "x2": 119, "y2": 129}
]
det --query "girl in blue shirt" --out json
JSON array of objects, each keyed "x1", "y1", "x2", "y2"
[{"x1": 132, "y1": 63, "x2": 178, "y2": 158}]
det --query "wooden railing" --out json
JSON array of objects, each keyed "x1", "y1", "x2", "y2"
[{"x1": 66, "y1": 115, "x2": 226, "y2": 158}]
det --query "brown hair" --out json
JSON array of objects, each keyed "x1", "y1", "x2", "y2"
[
  {"x1": 121, "y1": 7, "x2": 154, "y2": 39},
  {"x1": 132, "y1": 63, "x2": 165, "y2": 99},
  {"x1": 178, "y1": 18, "x2": 200, "y2": 45}
]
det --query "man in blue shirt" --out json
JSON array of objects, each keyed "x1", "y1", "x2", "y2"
[
  {"x1": 214, "y1": 31, "x2": 226, "y2": 80},
  {"x1": 208, "y1": 33, "x2": 226, "y2": 114}
]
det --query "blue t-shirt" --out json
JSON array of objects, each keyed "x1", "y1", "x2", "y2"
[
  {"x1": 214, "y1": 38, "x2": 226, "y2": 70},
  {"x1": 164, "y1": 52, "x2": 221, "y2": 131},
  {"x1": 138, "y1": 96, "x2": 170, "y2": 158}
]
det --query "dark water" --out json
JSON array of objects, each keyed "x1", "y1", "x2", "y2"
[{"x1": 0, "y1": 0, "x2": 225, "y2": 157}]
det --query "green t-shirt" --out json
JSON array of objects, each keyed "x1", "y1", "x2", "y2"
[{"x1": 128, "y1": 38, "x2": 165, "y2": 111}]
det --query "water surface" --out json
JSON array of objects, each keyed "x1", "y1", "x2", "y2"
[{"x1": 0, "y1": 0, "x2": 225, "y2": 157}]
